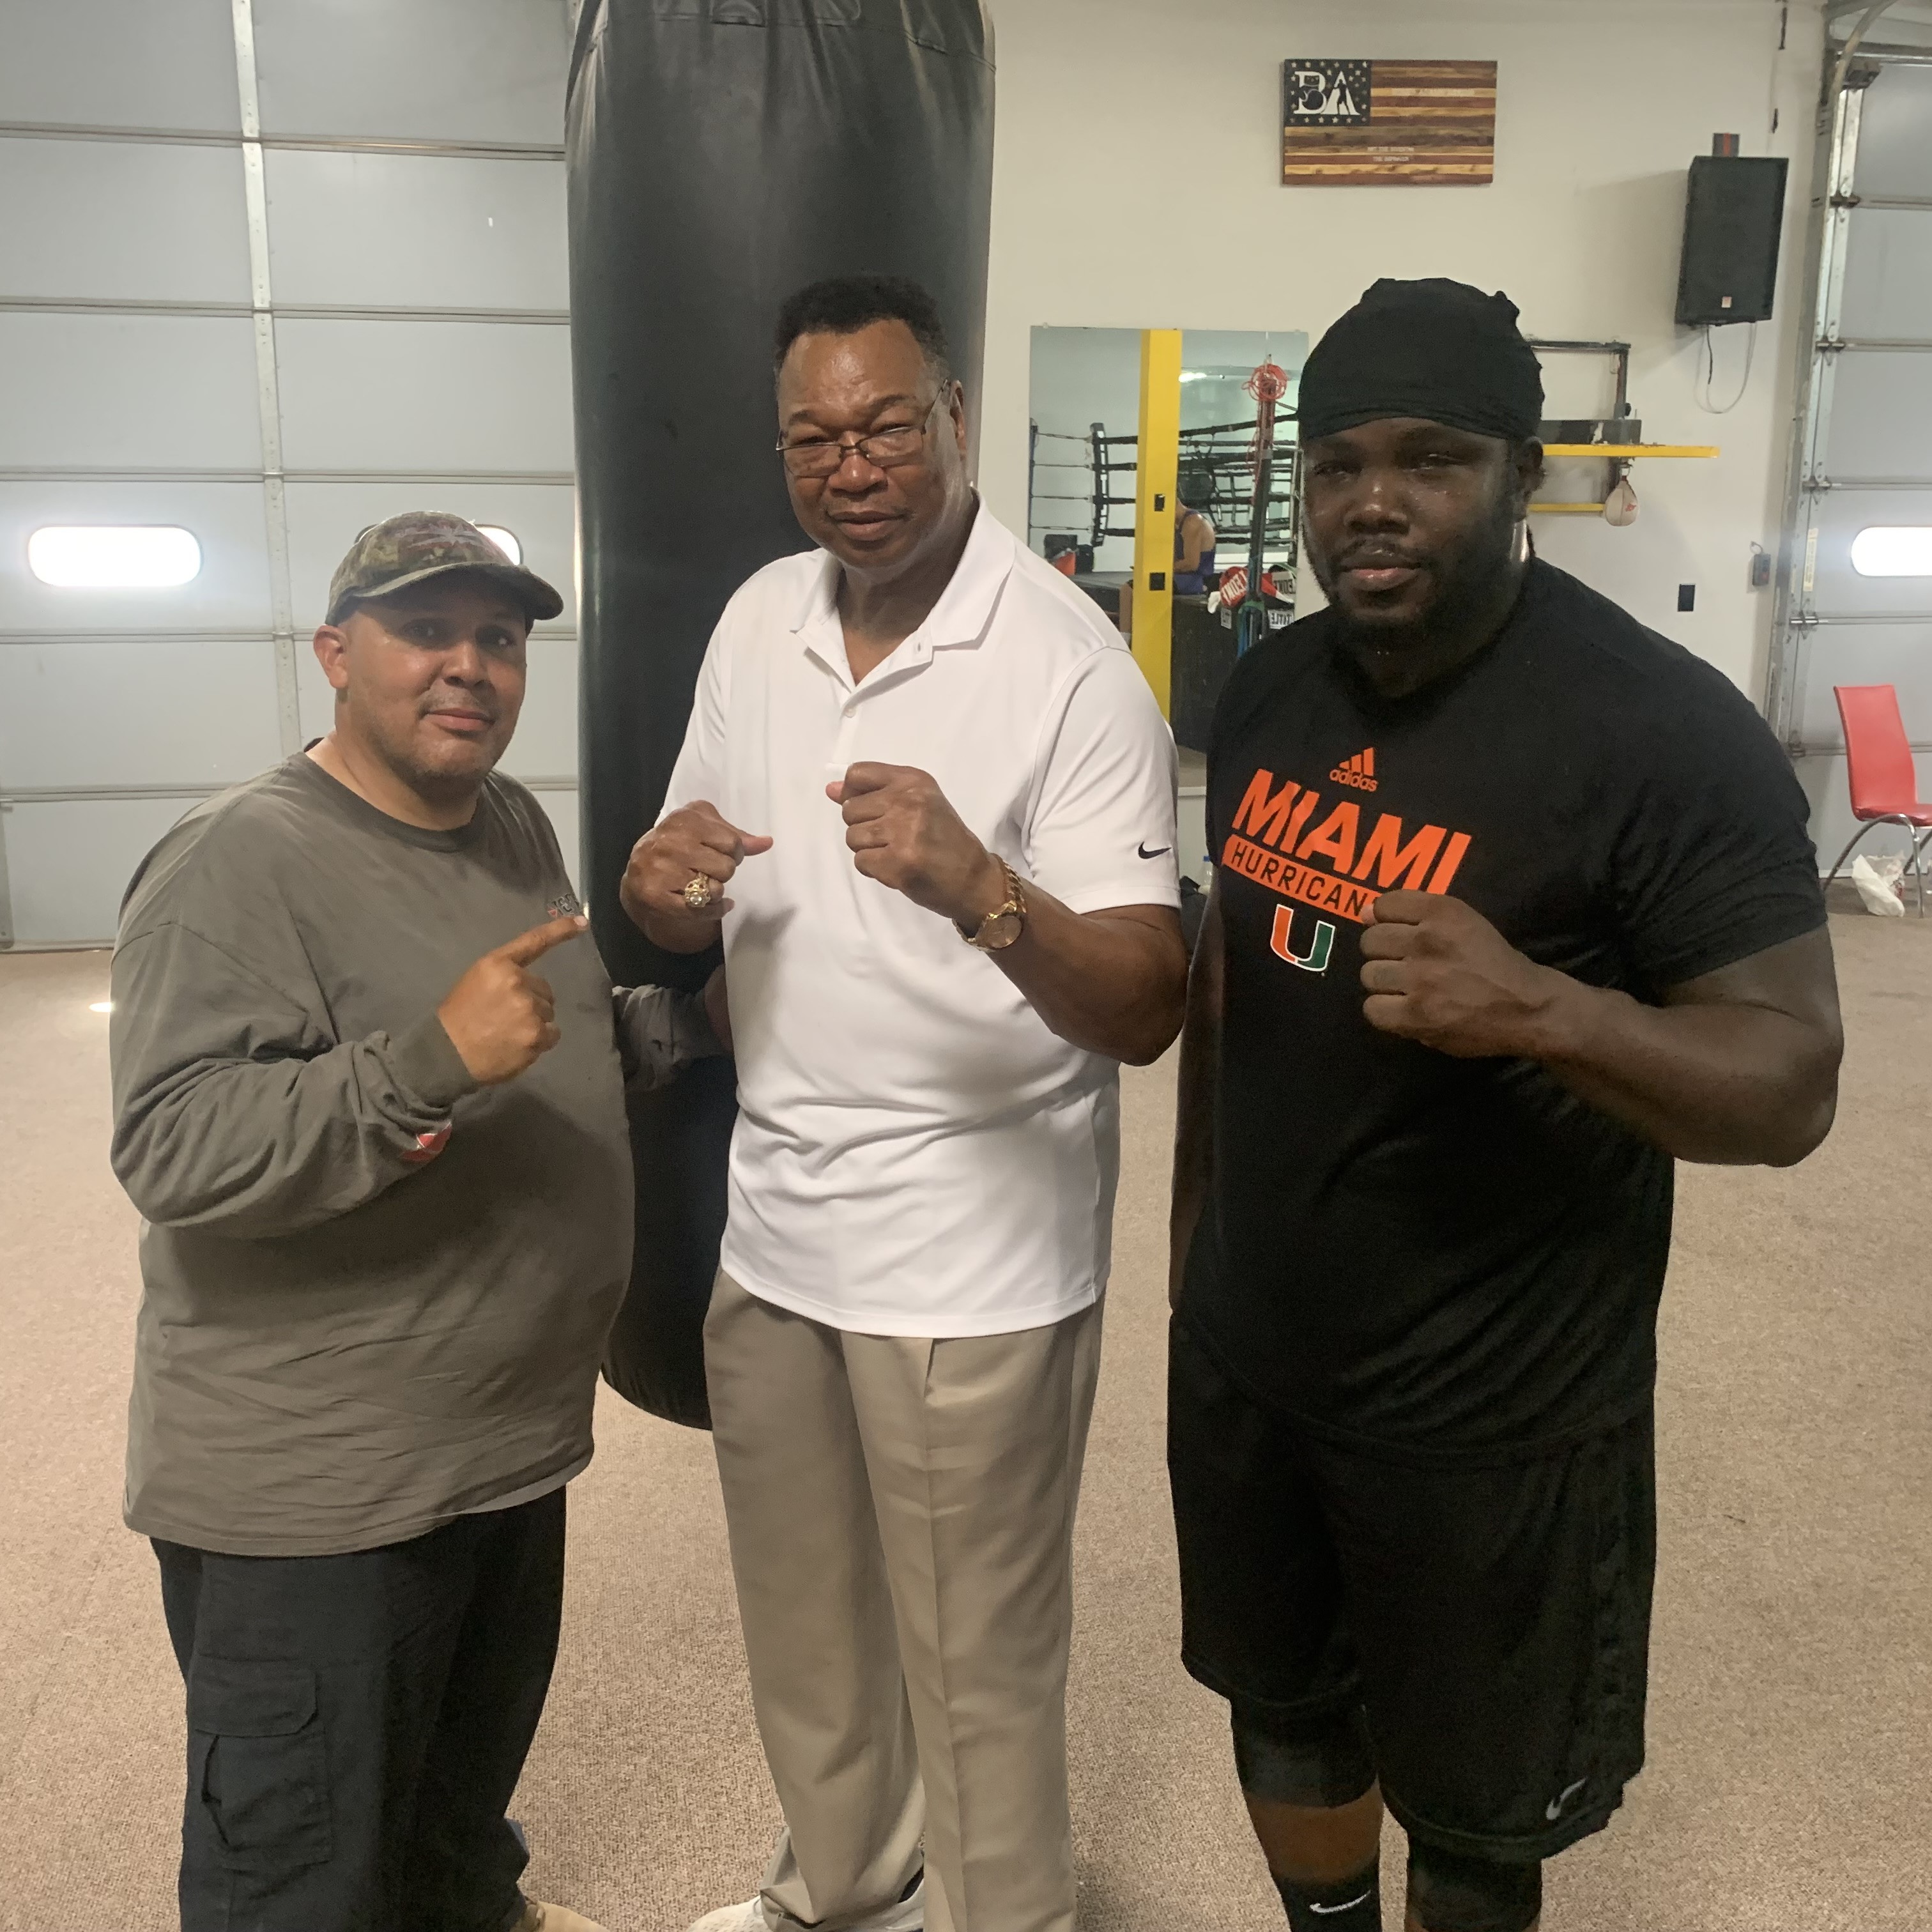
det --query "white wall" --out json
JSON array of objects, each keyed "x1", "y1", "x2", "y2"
[{"x1": 979, "y1": 0, "x2": 1825, "y2": 700}]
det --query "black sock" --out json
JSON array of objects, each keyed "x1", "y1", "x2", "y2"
[{"x1": 1273, "y1": 1862, "x2": 1382, "y2": 1932}]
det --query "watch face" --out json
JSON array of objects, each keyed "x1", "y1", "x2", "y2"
[{"x1": 979, "y1": 909, "x2": 1023, "y2": 950}]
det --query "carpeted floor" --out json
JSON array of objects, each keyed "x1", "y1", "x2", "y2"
[{"x1": 1, "y1": 917, "x2": 1927, "y2": 1931}]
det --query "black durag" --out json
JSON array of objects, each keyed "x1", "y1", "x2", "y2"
[{"x1": 1299, "y1": 277, "x2": 1544, "y2": 443}]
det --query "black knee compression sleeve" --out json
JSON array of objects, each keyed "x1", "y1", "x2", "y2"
[
  {"x1": 1232, "y1": 1701, "x2": 1378, "y2": 1809},
  {"x1": 1407, "y1": 1842, "x2": 1542, "y2": 1932},
  {"x1": 1272, "y1": 1864, "x2": 1382, "y2": 1932}
]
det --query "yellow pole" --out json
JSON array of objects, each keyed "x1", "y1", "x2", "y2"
[{"x1": 1131, "y1": 328, "x2": 1183, "y2": 716}]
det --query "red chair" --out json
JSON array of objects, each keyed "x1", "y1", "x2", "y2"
[{"x1": 1827, "y1": 684, "x2": 1932, "y2": 915}]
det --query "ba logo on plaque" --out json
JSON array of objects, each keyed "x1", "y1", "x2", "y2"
[
  {"x1": 1280, "y1": 56, "x2": 1496, "y2": 186},
  {"x1": 1283, "y1": 58, "x2": 1371, "y2": 124}
]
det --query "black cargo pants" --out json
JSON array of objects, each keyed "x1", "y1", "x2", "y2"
[{"x1": 154, "y1": 1488, "x2": 564, "y2": 1932}]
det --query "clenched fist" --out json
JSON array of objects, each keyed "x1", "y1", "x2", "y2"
[
  {"x1": 620, "y1": 800, "x2": 772, "y2": 947},
  {"x1": 829, "y1": 762, "x2": 1005, "y2": 927},
  {"x1": 438, "y1": 914, "x2": 588, "y2": 1085},
  {"x1": 1359, "y1": 891, "x2": 1560, "y2": 1059}
]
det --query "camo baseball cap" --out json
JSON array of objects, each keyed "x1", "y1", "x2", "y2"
[{"x1": 325, "y1": 511, "x2": 564, "y2": 626}]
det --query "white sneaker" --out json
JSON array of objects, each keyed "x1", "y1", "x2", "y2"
[
  {"x1": 686, "y1": 1905, "x2": 767, "y2": 1932},
  {"x1": 686, "y1": 1878, "x2": 923, "y2": 1932},
  {"x1": 512, "y1": 1903, "x2": 609, "y2": 1932}
]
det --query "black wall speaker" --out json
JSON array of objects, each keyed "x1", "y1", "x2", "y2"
[{"x1": 1676, "y1": 155, "x2": 1789, "y2": 326}]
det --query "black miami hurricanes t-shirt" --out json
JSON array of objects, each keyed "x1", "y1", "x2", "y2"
[{"x1": 1183, "y1": 558, "x2": 1827, "y2": 1457}]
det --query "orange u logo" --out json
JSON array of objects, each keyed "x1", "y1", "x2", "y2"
[{"x1": 1270, "y1": 905, "x2": 1335, "y2": 974}]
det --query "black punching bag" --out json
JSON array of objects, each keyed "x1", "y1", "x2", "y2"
[{"x1": 567, "y1": 0, "x2": 995, "y2": 1427}]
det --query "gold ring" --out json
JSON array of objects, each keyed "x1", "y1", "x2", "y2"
[{"x1": 683, "y1": 873, "x2": 716, "y2": 910}]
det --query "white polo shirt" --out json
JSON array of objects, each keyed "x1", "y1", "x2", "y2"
[{"x1": 661, "y1": 504, "x2": 1180, "y2": 1337}]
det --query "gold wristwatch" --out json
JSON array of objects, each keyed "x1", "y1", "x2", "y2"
[{"x1": 957, "y1": 859, "x2": 1027, "y2": 951}]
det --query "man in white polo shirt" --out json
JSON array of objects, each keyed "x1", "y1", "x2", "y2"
[{"x1": 620, "y1": 274, "x2": 1186, "y2": 1932}]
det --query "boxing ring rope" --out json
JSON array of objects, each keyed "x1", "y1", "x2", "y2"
[{"x1": 1026, "y1": 415, "x2": 1302, "y2": 571}]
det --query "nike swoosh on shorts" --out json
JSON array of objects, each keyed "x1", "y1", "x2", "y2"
[
  {"x1": 1545, "y1": 1777, "x2": 1588, "y2": 1821},
  {"x1": 1138, "y1": 842, "x2": 1171, "y2": 859}
]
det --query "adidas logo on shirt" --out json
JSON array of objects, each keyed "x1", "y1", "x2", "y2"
[{"x1": 1330, "y1": 747, "x2": 1378, "y2": 792}]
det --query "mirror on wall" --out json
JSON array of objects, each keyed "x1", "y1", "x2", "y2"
[
  {"x1": 1027, "y1": 325, "x2": 1309, "y2": 889},
  {"x1": 1027, "y1": 325, "x2": 1309, "y2": 759}
]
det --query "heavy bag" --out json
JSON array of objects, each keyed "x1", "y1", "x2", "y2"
[{"x1": 566, "y1": 0, "x2": 995, "y2": 1427}]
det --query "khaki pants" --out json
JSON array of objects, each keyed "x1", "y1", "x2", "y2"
[{"x1": 704, "y1": 1271, "x2": 1104, "y2": 1932}]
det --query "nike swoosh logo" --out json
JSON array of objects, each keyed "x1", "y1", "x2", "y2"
[
  {"x1": 1137, "y1": 842, "x2": 1172, "y2": 859},
  {"x1": 1309, "y1": 1893, "x2": 1372, "y2": 1916},
  {"x1": 1545, "y1": 1777, "x2": 1587, "y2": 1821}
]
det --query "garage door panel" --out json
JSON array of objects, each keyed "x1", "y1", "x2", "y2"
[
  {"x1": 3, "y1": 796, "x2": 197, "y2": 947},
  {"x1": 1853, "y1": 63, "x2": 1932, "y2": 201},
  {"x1": 264, "y1": 151, "x2": 567, "y2": 310},
  {"x1": 0, "y1": 0, "x2": 581, "y2": 951},
  {"x1": 1839, "y1": 208, "x2": 1932, "y2": 340},
  {"x1": 0, "y1": 0, "x2": 240, "y2": 132},
  {"x1": 1807, "y1": 487, "x2": 1932, "y2": 615},
  {"x1": 0, "y1": 482, "x2": 272, "y2": 634},
  {"x1": 0, "y1": 139, "x2": 250, "y2": 304},
  {"x1": 498, "y1": 637, "x2": 579, "y2": 785},
  {"x1": 0, "y1": 638, "x2": 282, "y2": 791},
  {"x1": 1820, "y1": 352, "x2": 1932, "y2": 480},
  {"x1": 252, "y1": 0, "x2": 567, "y2": 146},
  {"x1": 273, "y1": 319, "x2": 574, "y2": 473},
  {"x1": 1791, "y1": 60, "x2": 1932, "y2": 802},
  {"x1": 280, "y1": 482, "x2": 577, "y2": 632},
  {"x1": 0, "y1": 313, "x2": 261, "y2": 470},
  {"x1": 1793, "y1": 619, "x2": 1932, "y2": 748}
]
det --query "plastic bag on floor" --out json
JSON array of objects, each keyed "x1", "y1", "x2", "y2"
[{"x1": 1851, "y1": 853, "x2": 1906, "y2": 916}]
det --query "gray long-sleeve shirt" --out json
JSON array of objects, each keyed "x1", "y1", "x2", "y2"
[{"x1": 111, "y1": 753, "x2": 716, "y2": 1556}]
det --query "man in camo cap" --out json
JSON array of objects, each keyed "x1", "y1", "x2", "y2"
[{"x1": 111, "y1": 512, "x2": 719, "y2": 1932}]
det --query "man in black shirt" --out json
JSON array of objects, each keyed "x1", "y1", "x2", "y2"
[{"x1": 1168, "y1": 280, "x2": 1841, "y2": 1932}]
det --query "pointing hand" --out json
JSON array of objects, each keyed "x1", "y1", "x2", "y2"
[{"x1": 437, "y1": 914, "x2": 588, "y2": 1085}]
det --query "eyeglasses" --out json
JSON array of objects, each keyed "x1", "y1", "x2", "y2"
[{"x1": 776, "y1": 390, "x2": 947, "y2": 479}]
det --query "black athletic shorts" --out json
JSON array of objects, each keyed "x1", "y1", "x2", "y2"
[{"x1": 1168, "y1": 1315, "x2": 1655, "y2": 1862}]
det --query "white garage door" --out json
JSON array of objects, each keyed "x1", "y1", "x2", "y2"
[
  {"x1": 0, "y1": 0, "x2": 576, "y2": 948},
  {"x1": 1770, "y1": 46, "x2": 1932, "y2": 870}
]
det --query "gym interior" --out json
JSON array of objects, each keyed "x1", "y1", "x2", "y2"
[{"x1": 1, "y1": 3, "x2": 1928, "y2": 1928}]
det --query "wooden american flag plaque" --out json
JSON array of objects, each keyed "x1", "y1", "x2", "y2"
[{"x1": 1281, "y1": 58, "x2": 1496, "y2": 187}]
